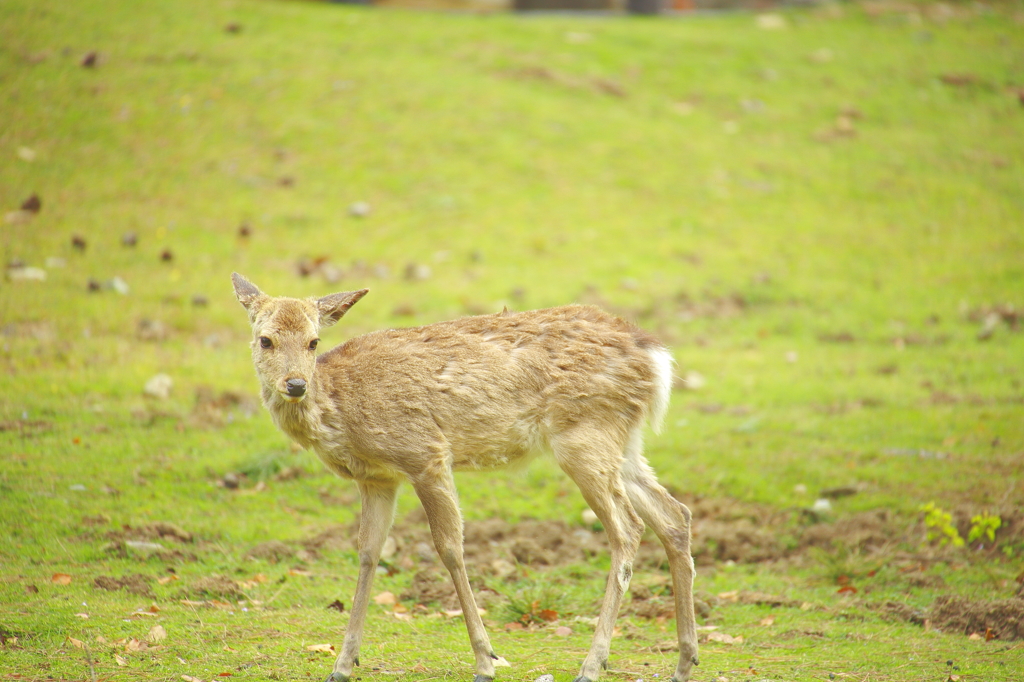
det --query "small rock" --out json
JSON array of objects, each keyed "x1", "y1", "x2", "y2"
[
  {"x1": 349, "y1": 201, "x2": 372, "y2": 218},
  {"x1": 108, "y1": 277, "x2": 130, "y2": 295},
  {"x1": 222, "y1": 472, "x2": 242, "y2": 489},
  {"x1": 143, "y1": 373, "x2": 173, "y2": 400},
  {"x1": 137, "y1": 319, "x2": 168, "y2": 342},
  {"x1": 414, "y1": 542, "x2": 435, "y2": 562},
  {"x1": 121, "y1": 232, "x2": 138, "y2": 247},
  {"x1": 756, "y1": 13, "x2": 787, "y2": 30},
  {"x1": 680, "y1": 371, "x2": 706, "y2": 390},
  {"x1": 535, "y1": 675, "x2": 555, "y2": 682},
  {"x1": 191, "y1": 294, "x2": 209, "y2": 307},
  {"x1": 404, "y1": 263, "x2": 431, "y2": 282},
  {"x1": 811, "y1": 498, "x2": 833, "y2": 514},
  {"x1": 977, "y1": 312, "x2": 1000, "y2": 341},
  {"x1": 125, "y1": 540, "x2": 164, "y2": 554},
  {"x1": 7, "y1": 266, "x2": 46, "y2": 282}
]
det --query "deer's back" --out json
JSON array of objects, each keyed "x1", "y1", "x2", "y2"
[{"x1": 316, "y1": 306, "x2": 665, "y2": 471}]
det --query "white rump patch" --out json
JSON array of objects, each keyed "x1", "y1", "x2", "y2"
[{"x1": 647, "y1": 347, "x2": 674, "y2": 434}]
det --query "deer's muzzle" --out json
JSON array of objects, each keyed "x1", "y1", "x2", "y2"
[{"x1": 284, "y1": 378, "x2": 307, "y2": 398}]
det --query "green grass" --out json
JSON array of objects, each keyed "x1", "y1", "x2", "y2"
[{"x1": 2, "y1": 0, "x2": 1024, "y2": 680}]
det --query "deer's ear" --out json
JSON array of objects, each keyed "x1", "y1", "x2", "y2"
[
  {"x1": 232, "y1": 273, "x2": 266, "y2": 312},
  {"x1": 317, "y1": 289, "x2": 369, "y2": 327}
]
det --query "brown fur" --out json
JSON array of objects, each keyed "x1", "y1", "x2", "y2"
[{"x1": 231, "y1": 273, "x2": 698, "y2": 682}]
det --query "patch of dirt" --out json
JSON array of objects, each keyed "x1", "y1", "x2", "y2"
[
  {"x1": 190, "y1": 386, "x2": 259, "y2": 429},
  {"x1": 106, "y1": 521, "x2": 193, "y2": 544},
  {"x1": 246, "y1": 541, "x2": 295, "y2": 563},
  {"x1": 295, "y1": 494, "x2": 1024, "y2": 622},
  {"x1": 871, "y1": 600, "x2": 926, "y2": 625},
  {"x1": 0, "y1": 419, "x2": 53, "y2": 436},
  {"x1": 93, "y1": 574, "x2": 154, "y2": 598},
  {"x1": 400, "y1": 570, "x2": 460, "y2": 610},
  {"x1": 100, "y1": 522, "x2": 199, "y2": 563},
  {"x1": 188, "y1": 575, "x2": 245, "y2": 600},
  {"x1": 302, "y1": 496, "x2": 1024, "y2": 577},
  {"x1": 929, "y1": 595, "x2": 1024, "y2": 640}
]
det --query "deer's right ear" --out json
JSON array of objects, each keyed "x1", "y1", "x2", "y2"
[{"x1": 231, "y1": 273, "x2": 265, "y2": 312}]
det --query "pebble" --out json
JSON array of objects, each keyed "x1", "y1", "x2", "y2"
[
  {"x1": 349, "y1": 201, "x2": 372, "y2": 218},
  {"x1": 143, "y1": 373, "x2": 173, "y2": 400}
]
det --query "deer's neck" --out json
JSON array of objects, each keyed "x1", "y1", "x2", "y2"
[{"x1": 262, "y1": 377, "x2": 329, "y2": 450}]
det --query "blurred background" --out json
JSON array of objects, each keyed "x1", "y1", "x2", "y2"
[{"x1": 1, "y1": 1, "x2": 1024, "y2": 676}]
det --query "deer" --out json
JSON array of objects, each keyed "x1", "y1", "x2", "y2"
[{"x1": 231, "y1": 273, "x2": 699, "y2": 682}]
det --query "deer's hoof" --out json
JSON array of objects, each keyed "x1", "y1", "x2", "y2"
[
  {"x1": 572, "y1": 678, "x2": 594, "y2": 682},
  {"x1": 472, "y1": 676, "x2": 494, "y2": 682},
  {"x1": 324, "y1": 674, "x2": 349, "y2": 682}
]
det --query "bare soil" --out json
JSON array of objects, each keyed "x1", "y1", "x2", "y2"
[
  {"x1": 274, "y1": 493, "x2": 1024, "y2": 633},
  {"x1": 929, "y1": 595, "x2": 1024, "y2": 641},
  {"x1": 93, "y1": 573, "x2": 155, "y2": 598}
]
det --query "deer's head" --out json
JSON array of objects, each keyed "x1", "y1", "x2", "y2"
[{"x1": 231, "y1": 273, "x2": 367, "y2": 404}]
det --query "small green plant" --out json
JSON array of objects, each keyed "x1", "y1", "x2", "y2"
[
  {"x1": 920, "y1": 503, "x2": 964, "y2": 548},
  {"x1": 503, "y1": 581, "x2": 571, "y2": 626},
  {"x1": 968, "y1": 512, "x2": 1002, "y2": 545}
]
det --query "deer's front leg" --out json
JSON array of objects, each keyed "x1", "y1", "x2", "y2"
[
  {"x1": 412, "y1": 470, "x2": 498, "y2": 682},
  {"x1": 326, "y1": 479, "x2": 399, "y2": 682}
]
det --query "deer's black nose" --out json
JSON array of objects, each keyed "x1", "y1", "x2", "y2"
[{"x1": 285, "y1": 378, "x2": 306, "y2": 397}]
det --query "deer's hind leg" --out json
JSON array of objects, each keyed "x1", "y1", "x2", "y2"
[
  {"x1": 553, "y1": 426, "x2": 645, "y2": 682},
  {"x1": 328, "y1": 479, "x2": 399, "y2": 682},
  {"x1": 621, "y1": 429, "x2": 699, "y2": 682}
]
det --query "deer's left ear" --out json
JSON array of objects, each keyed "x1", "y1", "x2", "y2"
[{"x1": 316, "y1": 289, "x2": 369, "y2": 327}]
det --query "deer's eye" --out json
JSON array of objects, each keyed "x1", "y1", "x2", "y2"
[
  {"x1": 308, "y1": 339, "x2": 319, "y2": 351},
  {"x1": 259, "y1": 336, "x2": 273, "y2": 349}
]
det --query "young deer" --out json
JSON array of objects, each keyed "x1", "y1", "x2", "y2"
[{"x1": 231, "y1": 273, "x2": 699, "y2": 682}]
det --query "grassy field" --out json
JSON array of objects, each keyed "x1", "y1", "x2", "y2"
[{"x1": 2, "y1": 0, "x2": 1024, "y2": 680}]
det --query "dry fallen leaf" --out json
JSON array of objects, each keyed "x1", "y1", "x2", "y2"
[
  {"x1": 115, "y1": 654, "x2": 128, "y2": 666},
  {"x1": 181, "y1": 676, "x2": 204, "y2": 682},
  {"x1": 759, "y1": 615, "x2": 775, "y2": 626},
  {"x1": 68, "y1": 637, "x2": 85, "y2": 649},
  {"x1": 306, "y1": 643, "x2": 335, "y2": 654},
  {"x1": 373, "y1": 591, "x2": 397, "y2": 606},
  {"x1": 147, "y1": 625, "x2": 167, "y2": 643},
  {"x1": 706, "y1": 631, "x2": 744, "y2": 644},
  {"x1": 51, "y1": 573, "x2": 73, "y2": 585}
]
